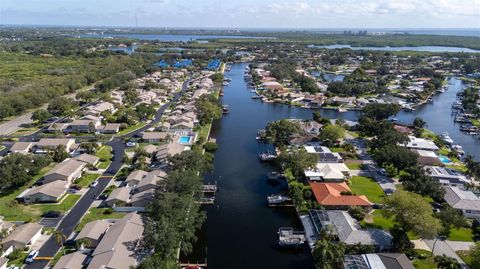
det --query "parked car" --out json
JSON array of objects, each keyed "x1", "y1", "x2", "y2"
[
  {"x1": 70, "y1": 184, "x2": 81, "y2": 191},
  {"x1": 42, "y1": 210, "x2": 61, "y2": 218},
  {"x1": 25, "y1": 250, "x2": 39, "y2": 263},
  {"x1": 90, "y1": 181, "x2": 99, "y2": 188},
  {"x1": 126, "y1": 141, "x2": 136, "y2": 147},
  {"x1": 379, "y1": 168, "x2": 387, "y2": 175}
]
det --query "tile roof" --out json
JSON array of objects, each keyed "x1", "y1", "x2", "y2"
[{"x1": 310, "y1": 182, "x2": 371, "y2": 207}]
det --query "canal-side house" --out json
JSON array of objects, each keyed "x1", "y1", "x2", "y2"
[
  {"x1": 86, "y1": 213, "x2": 144, "y2": 269},
  {"x1": 307, "y1": 209, "x2": 392, "y2": 249},
  {"x1": 304, "y1": 144, "x2": 343, "y2": 163},
  {"x1": 309, "y1": 182, "x2": 372, "y2": 210},
  {"x1": 444, "y1": 186, "x2": 480, "y2": 221},
  {"x1": 75, "y1": 220, "x2": 111, "y2": 248},
  {"x1": 403, "y1": 136, "x2": 439, "y2": 152},
  {"x1": 344, "y1": 253, "x2": 415, "y2": 269},
  {"x1": 141, "y1": 132, "x2": 169, "y2": 143},
  {"x1": 424, "y1": 166, "x2": 469, "y2": 189},
  {"x1": 0, "y1": 222, "x2": 43, "y2": 252},
  {"x1": 304, "y1": 163, "x2": 350, "y2": 182},
  {"x1": 154, "y1": 142, "x2": 187, "y2": 162},
  {"x1": 412, "y1": 150, "x2": 443, "y2": 166}
]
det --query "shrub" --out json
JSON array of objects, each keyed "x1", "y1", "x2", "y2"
[
  {"x1": 348, "y1": 206, "x2": 366, "y2": 221},
  {"x1": 203, "y1": 142, "x2": 218, "y2": 152}
]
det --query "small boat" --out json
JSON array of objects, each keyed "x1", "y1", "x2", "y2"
[
  {"x1": 258, "y1": 151, "x2": 277, "y2": 162},
  {"x1": 267, "y1": 194, "x2": 291, "y2": 205},
  {"x1": 250, "y1": 89, "x2": 256, "y2": 93},
  {"x1": 427, "y1": 98, "x2": 434, "y2": 103},
  {"x1": 442, "y1": 132, "x2": 454, "y2": 144},
  {"x1": 251, "y1": 95, "x2": 262, "y2": 99},
  {"x1": 183, "y1": 266, "x2": 204, "y2": 269},
  {"x1": 224, "y1": 77, "x2": 232, "y2": 82},
  {"x1": 222, "y1": 105, "x2": 230, "y2": 114},
  {"x1": 267, "y1": 171, "x2": 284, "y2": 180},
  {"x1": 337, "y1": 107, "x2": 347, "y2": 113},
  {"x1": 222, "y1": 82, "x2": 229, "y2": 86},
  {"x1": 451, "y1": 144, "x2": 465, "y2": 155},
  {"x1": 277, "y1": 227, "x2": 305, "y2": 247},
  {"x1": 256, "y1": 129, "x2": 266, "y2": 141}
]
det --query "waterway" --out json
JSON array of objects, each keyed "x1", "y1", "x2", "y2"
[
  {"x1": 186, "y1": 65, "x2": 478, "y2": 268},
  {"x1": 77, "y1": 33, "x2": 270, "y2": 42},
  {"x1": 308, "y1": 44, "x2": 480, "y2": 53}
]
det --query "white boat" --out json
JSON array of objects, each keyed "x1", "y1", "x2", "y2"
[
  {"x1": 277, "y1": 227, "x2": 305, "y2": 247},
  {"x1": 222, "y1": 82, "x2": 229, "y2": 86},
  {"x1": 267, "y1": 194, "x2": 291, "y2": 205},
  {"x1": 451, "y1": 144, "x2": 465, "y2": 155},
  {"x1": 338, "y1": 107, "x2": 347, "y2": 113},
  {"x1": 442, "y1": 132, "x2": 454, "y2": 144}
]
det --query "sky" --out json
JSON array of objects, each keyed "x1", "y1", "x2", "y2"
[{"x1": 0, "y1": 0, "x2": 479, "y2": 29}]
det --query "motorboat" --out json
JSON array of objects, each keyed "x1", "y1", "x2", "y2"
[{"x1": 267, "y1": 194, "x2": 291, "y2": 205}]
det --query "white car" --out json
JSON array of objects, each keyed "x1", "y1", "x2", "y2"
[
  {"x1": 25, "y1": 250, "x2": 39, "y2": 263},
  {"x1": 90, "y1": 181, "x2": 99, "y2": 188},
  {"x1": 379, "y1": 168, "x2": 387, "y2": 175},
  {"x1": 126, "y1": 142, "x2": 136, "y2": 147}
]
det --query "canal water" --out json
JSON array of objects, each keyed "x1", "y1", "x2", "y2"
[{"x1": 186, "y1": 65, "x2": 478, "y2": 268}]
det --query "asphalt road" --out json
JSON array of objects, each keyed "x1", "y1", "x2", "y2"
[{"x1": 24, "y1": 78, "x2": 192, "y2": 269}]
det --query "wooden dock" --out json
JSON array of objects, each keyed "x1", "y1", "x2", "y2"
[{"x1": 180, "y1": 263, "x2": 207, "y2": 268}]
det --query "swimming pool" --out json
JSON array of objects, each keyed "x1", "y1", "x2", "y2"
[
  {"x1": 178, "y1": 136, "x2": 191, "y2": 144},
  {"x1": 439, "y1": 155, "x2": 451, "y2": 164}
]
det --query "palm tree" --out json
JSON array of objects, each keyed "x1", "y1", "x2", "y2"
[
  {"x1": 53, "y1": 230, "x2": 67, "y2": 255},
  {"x1": 312, "y1": 238, "x2": 346, "y2": 269}
]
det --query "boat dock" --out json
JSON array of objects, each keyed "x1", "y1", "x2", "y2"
[
  {"x1": 196, "y1": 197, "x2": 215, "y2": 205},
  {"x1": 180, "y1": 263, "x2": 207, "y2": 269},
  {"x1": 202, "y1": 184, "x2": 218, "y2": 193}
]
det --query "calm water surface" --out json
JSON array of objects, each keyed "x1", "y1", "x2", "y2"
[{"x1": 309, "y1": 44, "x2": 480, "y2": 53}]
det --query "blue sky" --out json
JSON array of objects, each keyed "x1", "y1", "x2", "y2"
[{"x1": 1, "y1": 0, "x2": 479, "y2": 28}]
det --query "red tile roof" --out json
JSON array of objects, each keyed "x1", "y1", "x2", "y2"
[{"x1": 310, "y1": 182, "x2": 371, "y2": 207}]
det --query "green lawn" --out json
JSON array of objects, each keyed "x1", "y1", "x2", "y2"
[
  {"x1": 116, "y1": 122, "x2": 148, "y2": 136},
  {"x1": 448, "y1": 227, "x2": 474, "y2": 242},
  {"x1": 9, "y1": 127, "x2": 40, "y2": 137},
  {"x1": 197, "y1": 123, "x2": 212, "y2": 144},
  {"x1": 346, "y1": 161, "x2": 363, "y2": 170},
  {"x1": 96, "y1": 145, "x2": 112, "y2": 169},
  {"x1": 330, "y1": 147, "x2": 345, "y2": 153},
  {"x1": 7, "y1": 250, "x2": 29, "y2": 266},
  {"x1": 349, "y1": 176, "x2": 385, "y2": 203},
  {"x1": 75, "y1": 173, "x2": 100, "y2": 188},
  {"x1": 32, "y1": 194, "x2": 81, "y2": 214},
  {"x1": 412, "y1": 249, "x2": 437, "y2": 269},
  {"x1": 360, "y1": 209, "x2": 395, "y2": 230},
  {"x1": 0, "y1": 164, "x2": 55, "y2": 221},
  {"x1": 76, "y1": 207, "x2": 126, "y2": 231}
]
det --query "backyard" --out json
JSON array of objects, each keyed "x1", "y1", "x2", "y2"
[{"x1": 348, "y1": 176, "x2": 385, "y2": 203}]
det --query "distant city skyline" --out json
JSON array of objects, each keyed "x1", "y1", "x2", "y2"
[{"x1": 0, "y1": 0, "x2": 479, "y2": 29}]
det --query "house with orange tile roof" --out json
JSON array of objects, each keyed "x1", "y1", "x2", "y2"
[{"x1": 309, "y1": 182, "x2": 371, "y2": 210}]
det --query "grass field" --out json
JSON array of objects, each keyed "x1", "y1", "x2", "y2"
[
  {"x1": 75, "y1": 207, "x2": 126, "y2": 231},
  {"x1": 32, "y1": 194, "x2": 81, "y2": 214},
  {"x1": 448, "y1": 227, "x2": 474, "y2": 242},
  {"x1": 349, "y1": 176, "x2": 385, "y2": 203},
  {"x1": 345, "y1": 161, "x2": 363, "y2": 170},
  {"x1": 412, "y1": 249, "x2": 437, "y2": 269},
  {"x1": 360, "y1": 209, "x2": 395, "y2": 230},
  {"x1": 96, "y1": 145, "x2": 112, "y2": 169},
  {"x1": 75, "y1": 173, "x2": 100, "y2": 188},
  {"x1": 116, "y1": 122, "x2": 148, "y2": 136},
  {"x1": 0, "y1": 164, "x2": 55, "y2": 221}
]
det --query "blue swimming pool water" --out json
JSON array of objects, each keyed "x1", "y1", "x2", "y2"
[
  {"x1": 439, "y1": 155, "x2": 451, "y2": 164},
  {"x1": 178, "y1": 136, "x2": 191, "y2": 144}
]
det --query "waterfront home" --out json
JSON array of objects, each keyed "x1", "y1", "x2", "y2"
[
  {"x1": 192, "y1": 88, "x2": 210, "y2": 99},
  {"x1": 70, "y1": 119, "x2": 101, "y2": 133},
  {"x1": 136, "y1": 170, "x2": 167, "y2": 193},
  {"x1": 141, "y1": 132, "x2": 169, "y2": 143},
  {"x1": 9, "y1": 141, "x2": 33, "y2": 154},
  {"x1": 73, "y1": 153, "x2": 100, "y2": 167},
  {"x1": 170, "y1": 120, "x2": 195, "y2": 131},
  {"x1": 411, "y1": 150, "x2": 443, "y2": 166},
  {"x1": 105, "y1": 186, "x2": 131, "y2": 207},
  {"x1": 100, "y1": 123, "x2": 121, "y2": 134},
  {"x1": 424, "y1": 166, "x2": 469, "y2": 189},
  {"x1": 75, "y1": 220, "x2": 111, "y2": 248},
  {"x1": 86, "y1": 213, "x2": 144, "y2": 269},
  {"x1": 309, "y1": 182, "x2": 371, "y2": 209},
  {"x1": 404, "y1": 136, "x2": 439, "y2": 152},
  {"x1": 305, "y1": 163, "x2": 350, "y2": 182},
  {"x1": 22, "y1": 180, "x2": 69, "y2": 204},
  {"x1": 1, "y1": 222, "x2": 43, "y2": 251},
  {"x1": 35, "y1": 138, "x2": 76, "y2": 153},
  {"x1": 43, "y1": 159, "x2": 86, "y2": 184},
  {"x1": 444, "y1": 186, "x2": 480, "y2": 221},
  {"x1": 303, "y1": 144, "x2": 343, "y2": 163},
  {"x1": 308, "y1": 210, "x2": 391, "y2": 249},
  {"x1": 53, "y1": 252, "x2": 88, "y2": 269},
  {"x1": 344, "y1": 253, "x2": 414, "y2": 269},
  {"x1": 299, "y1": 121, "x2": 323, "y2": 135},
  {"x1": 154, "y1": 142, "x2": 186, "y2": 161}
]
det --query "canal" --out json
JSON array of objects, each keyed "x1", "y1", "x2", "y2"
[{"x1": 186, "y1": 65, "x2": 478, "y2": 268}]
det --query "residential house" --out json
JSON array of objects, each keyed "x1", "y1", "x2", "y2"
[
  {"x1": 129, "y1": 189, "x2": 155, "y2": 208},
  {"x1": 310, "y1": 182, "x2": 371, "y2": 210},
  {"x1": 0, "y1": 216, "x2": 15, "y2": 235},
  {"x1": 70, "y1": 119, "x2": 101, "y2": 133},
  {"x1": 53, "y1": 252, "x2": 88, "y2": 269},
  {"x1": 424, "y1": 166, "x2": 469, "y2": 189},
  {"x1": 9, "y1": 142, "x2": 33, "y2": 154},
  {"x1": 136, "y1": 170, "x2": 166, "y2": 193},
  {"x1": 100, "y1": 123, "x2": 121, "y2": 134},
  {"x1": 1, "y1": 222, "x2": 43, "y2": 250},
  {"x1": 43, "y1": 159, "x2": 86, "y2": 184},
  {"x1": 106, "y1": 187, "x2": 131, "y2": 207},
  {"x1": 444, "y1": 186, "x2": 480, "y2": 221},
  {"x1": 87, "y1": 213, "x2": 144, "y2": 269},
  {"x1": 155, "y1": 142, "x2": 186, "y2": 161},
  {"x1": 73, "y1": 154, "x2": 100, "y2": 167},
  {"x1": 46, "y1": 123, "x2": 68, "y2": 133},
  {"x1": 308, "y1": 210, "x2": 391, "y2": 248},
  {"x1": 141, "y1": 132, "x2": 169, "y2": 143},
  {"x1": 22, "y1": 180, "x2": 69, "y2": 204},
  {"x1": 304, "y1": 145, "x2": 343, "y2": 163},
  {"x1": 85, "y1": 102, "x2": 116, "y2": 116},
  {"x1": 412, "y1": 150, "x2": 442, "y2": 166},
  {"x1": 75, "y1": 220, "x2": 111, "y2": 248},
  {"x1": 344, "y1": 253, "x2": 414, "y2": 269},
  {"x1": 305, "y1": 163, "x2": 350, "y2": 182},
  {"x1": 125, "y1": 170, "x2": 149, "y2": 187},
  {"x1": 0, "y1": 257, "x2": 8, "y2": 269},
  {"x1": 404, "y1": 136, "x2": 439, "y2": 152},
  {"x1": 35, "y1": 138, "x2": 76, "y2": 153}
]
